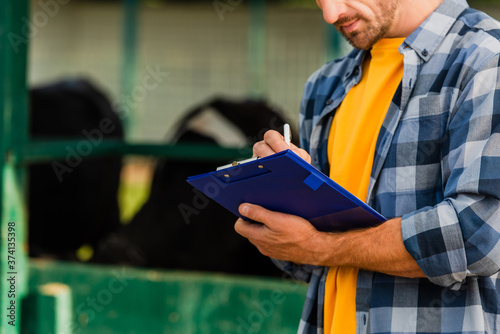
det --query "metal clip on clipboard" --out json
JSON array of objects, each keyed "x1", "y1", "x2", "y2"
[
  {"x1": 216, "y1": 157, "x2": 260, "y2": 171},
  {"x1": 216, "y1": 124, "x2": 292, "y2": 171}
]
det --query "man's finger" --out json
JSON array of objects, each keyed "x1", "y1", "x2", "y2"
[
  {"x1": 234, "y1": 218, "x2": 265, "y2": 238},
  {"x1": 253, "y1": 140, "x2": 277, "y2": 158},
  {"x1": 289, "y1": 144, "x2": 312, "y2": 163},
  {"x1": 239, "y1": 203, "x2": 267, "y2": 223},
  {"x1": 264, "y1": 130, "x2": 290, "y2": 153},
  {"x1": 239, "y1": 203, "x2": 292, "y2": 231}
]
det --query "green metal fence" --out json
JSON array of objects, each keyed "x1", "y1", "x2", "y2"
[
  {"x1": 0, "y1": 0, "x2": 30, "y2": 332},
  {"x1": 22, "y1": 260, "x2": 307, "y2": 334}
]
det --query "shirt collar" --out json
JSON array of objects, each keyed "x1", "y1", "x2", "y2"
[{"x1": 402, "y1": 0, "x2": 469, "y2": 61}]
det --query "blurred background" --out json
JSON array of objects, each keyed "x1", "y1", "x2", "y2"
[
  {"x1": 28, "y1": 0, "x2": 500, "y2": 142},
  {"x1": 29, "y1": 0, "x2": 350, "y2": 143}
]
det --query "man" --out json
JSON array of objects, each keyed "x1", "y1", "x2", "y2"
[{"x1": 234, "y1": 0, "x2": 500, "y2": 333}]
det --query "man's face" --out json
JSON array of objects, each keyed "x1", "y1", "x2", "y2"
[{"x1": 316, "y1": 0, "x2": 400, "y2": 50}]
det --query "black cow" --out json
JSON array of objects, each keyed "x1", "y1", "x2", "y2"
[{"x1": 28, "y1": 79, "x2": 123, "y2": 260}]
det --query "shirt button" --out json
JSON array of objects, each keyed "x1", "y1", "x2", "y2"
[
  {"x1": 422, "y1": 49, "x2": 429, "y2": 57},
  {"x1": 363, "y1": 314, "x2": 367, "y2": 325},
  {"x1": 325, "y1": 98, "x2": 333, "y2": 106}
]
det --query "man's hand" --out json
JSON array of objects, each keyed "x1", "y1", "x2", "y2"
[
  {"x1": 234, "y1": 203, "x2": 426, "y2": 278},
  {"x1": 254, "y1": 130, "x2": 312, "y2": 163},
  {"x1": 234, "y1": 203, "x2": 327, "y2": 265}
]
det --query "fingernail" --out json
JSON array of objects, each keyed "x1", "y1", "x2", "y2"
[{"x1": 239, "y1": 203, "x2": 249, "y2": 215}]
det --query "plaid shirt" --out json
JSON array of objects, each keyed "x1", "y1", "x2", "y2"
[{"x1": 273, "y1": 0, "x2": 500, "y2": 333}]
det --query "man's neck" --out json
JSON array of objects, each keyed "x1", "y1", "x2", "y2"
[{"x1": 387, "y1": 0, "x2": 445, "y2": 38}]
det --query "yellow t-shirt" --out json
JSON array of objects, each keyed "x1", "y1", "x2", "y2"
[{"x1": 324, "y1": 38, "x2": 405, "y2": 334}]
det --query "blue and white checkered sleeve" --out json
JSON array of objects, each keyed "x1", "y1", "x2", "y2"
[{"x1": 401, "y1": 54, "x2": 500, "y2": 290}]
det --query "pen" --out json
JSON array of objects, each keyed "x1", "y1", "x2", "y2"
[{"x1": 284, "y1": 123, "x2": 291, "y2": 147}]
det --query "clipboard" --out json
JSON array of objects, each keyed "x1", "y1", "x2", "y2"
[{"x1": 186, "y1": 149, "x2": 386, "y2": 232}]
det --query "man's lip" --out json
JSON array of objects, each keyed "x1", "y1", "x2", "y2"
[{"x1": 341, "y1": 19, "x2": 359, "y2": 33}]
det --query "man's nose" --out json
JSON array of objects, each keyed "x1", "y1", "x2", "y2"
[{"x1": 317, "y1": 0, "x2": 346, "y2": 24}]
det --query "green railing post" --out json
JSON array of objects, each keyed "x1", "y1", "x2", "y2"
[
  {"x1": 0, "y1": 0, "x2": 30, "y2": 333},
  {"x1": 120, "y1": 0, "x2": 140, "y2": 139},
  {"x1": 247, "y1": 0, "x2": 266, "y2": 97}
]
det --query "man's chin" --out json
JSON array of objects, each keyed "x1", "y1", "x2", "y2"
[{"x1": 342, "y1": 33, "x2": 375, "y2": 50}]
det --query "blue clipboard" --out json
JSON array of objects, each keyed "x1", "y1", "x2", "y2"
[{"x1": 186, "y1": 149, "x2": 386, "y2": 232}]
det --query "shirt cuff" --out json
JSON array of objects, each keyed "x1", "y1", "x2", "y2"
[
  {"x1": 400, "y1": 201, "x2": 467, "y2": 290},
  {"x1": 271, "y1": 259, "x2": 321, "y2": 283}
]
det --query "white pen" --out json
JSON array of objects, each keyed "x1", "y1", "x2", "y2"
[{"x1": 284, "y1": 123, "x2": 291, "y2": 147}]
